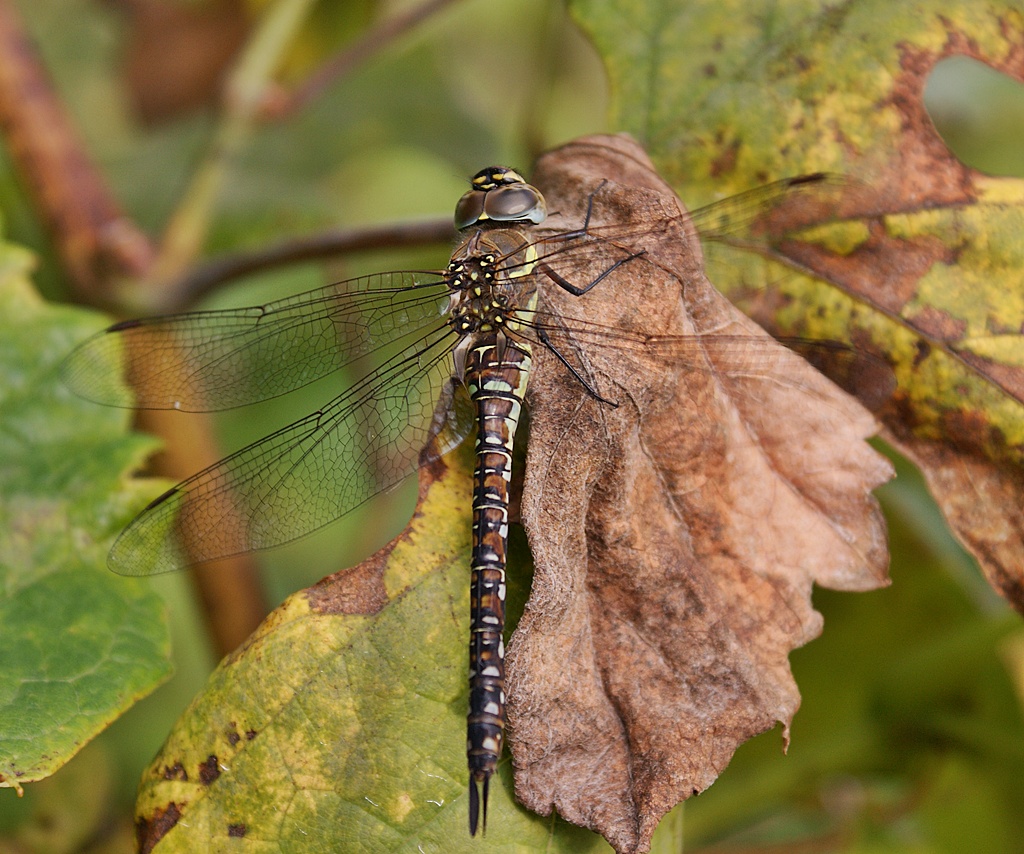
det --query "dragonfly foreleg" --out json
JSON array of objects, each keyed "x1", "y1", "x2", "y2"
[{"x1": 551, "y1": 178, "x2": 609, "y2": 239}]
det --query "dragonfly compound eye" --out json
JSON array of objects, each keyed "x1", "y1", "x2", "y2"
[
  {"x1": 483, "y1": 185, "x2": 547, "y2": 225},
  {"x1": 455, "y1": 190, "x2": 487, "y2": 230},
  {"x1": 455, "y1": 167, "x2": 547, "y2": 230}
]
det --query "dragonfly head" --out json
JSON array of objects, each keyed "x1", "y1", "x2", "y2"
[{"x1": 455, "y1": 166, "x2": 547, "y2": 231}]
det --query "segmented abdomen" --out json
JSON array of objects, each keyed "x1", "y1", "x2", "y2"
[{"x1": 463, "y1": 337, "x2": 531, "y2": 833}]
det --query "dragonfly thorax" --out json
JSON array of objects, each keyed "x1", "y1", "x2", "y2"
[
  {"x1": 446, "y1": 252, "x2": 499, "y2": 295},
  {"x1": 449, "y1": 294, "x2": 513, "y2": 335},
  {"x1": 446, "y1": 229, "x2": 538, "y2": 313},
  {"x1": 445, "y1": 227, "x2": 539, "y2": 381}
]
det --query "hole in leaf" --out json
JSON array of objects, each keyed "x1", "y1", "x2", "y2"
[{"x1": 924, "y1": 56, "x2": 1024, "y2": 178}]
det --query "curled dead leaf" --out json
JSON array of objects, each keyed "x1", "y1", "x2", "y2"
[{"x1": 506, "y1": 135, "x2": 894, "y2": 854}]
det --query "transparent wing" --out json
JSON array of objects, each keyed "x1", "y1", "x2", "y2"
[
  {"x1": 108, "y1": 324, "x2": 469, "y2": 576},
  {"x1": 686, "y1": 173, "x2": 853, "y2": 241},
  {"x1": 509, "y1": 173, "x2": 890, "y2": 403},
  {"x1": 60, "y1": 271, "x2": 449, "y2": 411},
  {"x1": 84, "y1": 174, "x2": 869, "y2": 577},
  {"x1": 514, "y1": 173, "x2": 854, "y2": 284},
  {"x1": 516, "y1": 308, "x2": 896, "y2": 410}
]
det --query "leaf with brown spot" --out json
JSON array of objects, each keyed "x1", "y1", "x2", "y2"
[
  {"x1": 136, "y1": 802, "x2": 182, "y2": 854},
  {"x1": 503, "y1": 135, "x2": 893, "y2": 854},
  {"x1": 132, "y1": 443, "x2": 604, "y2": 852},
  {"x1": 573, "y1": 0, "x2": 1024, "y2": 615}
]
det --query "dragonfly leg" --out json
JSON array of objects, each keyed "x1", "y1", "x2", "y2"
[
  {"x1": 538, "y1": 249, "x2": 646, "y2": 297},
  {"x1": 552, "y1": 178, "x2": 608, "y2": 238},
  {"x1": 536, "y1": 327, "x2": 617, "y2": 406},
  {"x1": 538, "y1": 178, "x2": 608, "y2": 244}
]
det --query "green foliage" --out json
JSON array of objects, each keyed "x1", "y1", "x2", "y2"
[
  {"x1": 1, "y1": 0, "x2": 1023, "y2": 852},
  {"x1": 0, "y1": 241, "x2": 170, "y2": 790}
]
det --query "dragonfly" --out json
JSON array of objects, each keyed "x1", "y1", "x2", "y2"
[{"x1": 62, "y1": 162, "x2": 867, "y2": 834}]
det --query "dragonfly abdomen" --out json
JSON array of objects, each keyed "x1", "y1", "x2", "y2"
[{"x1": 464, "y1": 337, "x2": 532, "y2": 835}]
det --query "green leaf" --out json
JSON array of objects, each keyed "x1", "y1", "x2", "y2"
[
  {"x1": 134, "y1": 441, "x2": 605, "y2": 852},
  {"x1": 574, "y1": 0, "x2": 1019, "y2": 188},
  {"x1": 0, "y1": 240, "x2": 171, "y2": 790},
  {"x1": 570, "y1": 0, "x2": 1024, "y2": 461}
]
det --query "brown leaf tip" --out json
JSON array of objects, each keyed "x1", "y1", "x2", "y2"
[
  {"x1": 136, "y1": 802, "x2": 183, "y2": 854},
  {"x1": 307, "y1": 553, "x2": 391, "y2": 615},
  {"x1": 0, "y1": 772, "x2": 24, "y2": 796}
]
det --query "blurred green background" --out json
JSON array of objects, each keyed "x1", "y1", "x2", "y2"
[{"x1": 1, "y1": 1, "x2": 1023, "y2": 852}]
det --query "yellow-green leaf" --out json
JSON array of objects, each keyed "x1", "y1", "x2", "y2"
[{"x1": 134, "y1": 442, "x2": 605, "y2": 852}]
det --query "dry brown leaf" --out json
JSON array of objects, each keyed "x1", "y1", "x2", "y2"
[
  {"x1": 570, "y1": 0, "x2": 1024, "y2": 619},
  {"x1": 505, "y1": 135, "x2": 894, "y2": 854}
]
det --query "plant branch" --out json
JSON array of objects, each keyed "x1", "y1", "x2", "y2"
[
  {"x1": 261, "y1": 0, "x2": 462, "y2": 120},
  {"x1": 0, "y1": 0, "x2": 154, "y2": 302},
  {"x1": 166, "y1": 216, "x2": 454, "y2": 310},
  {"x1": 146, "y1": 0, "x2": 318, "y2": 303},
  {"x1": 131, "y1": 0, "x2": 324, "y2": 654}
]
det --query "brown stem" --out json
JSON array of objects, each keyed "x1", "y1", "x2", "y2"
[
  {"x1": 261, "y1": 0, "x2": 462, "y2": 120},
  {"x1": 167, "y1": 217, "x2": 454, "y2": 310},
  {"x1": 0, "y1": 0, "x2": 154, "y2": 302},
  {"x1": 146, "y1": 0, "x2": 318, "y2": 298}
]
